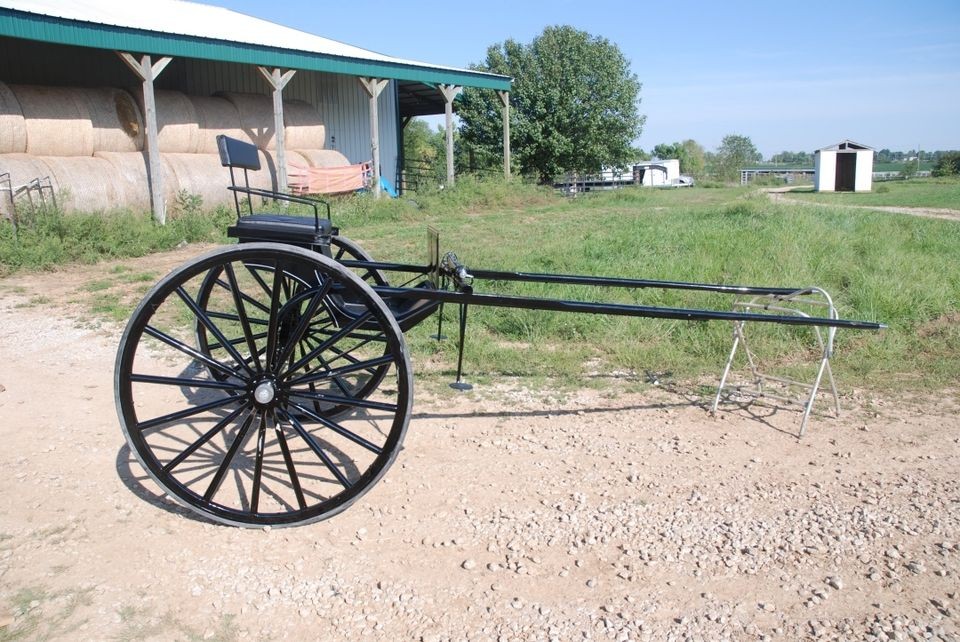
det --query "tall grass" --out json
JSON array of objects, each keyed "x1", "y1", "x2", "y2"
[{"x1": 0, "y1": 204, "x2": 234, "y2": 275}]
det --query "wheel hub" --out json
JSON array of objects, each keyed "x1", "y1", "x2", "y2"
[{"x1": 253, "y1": 380, "x2": 277, "y2": 406}]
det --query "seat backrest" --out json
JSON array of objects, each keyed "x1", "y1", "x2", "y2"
[{"x1": 217, "y1": 135, "x2": 260, "y2": 171}]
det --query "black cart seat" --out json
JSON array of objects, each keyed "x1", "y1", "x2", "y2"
[{"x1": 217, "y1": 134, "x2": 333, "y2": 248}]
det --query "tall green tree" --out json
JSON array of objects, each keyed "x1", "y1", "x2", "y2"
[
  {"x1": 933, "y1": 151, "x2": 960, "y2": 176},
  {"x1": 679, "y1": 139, "x2": 706, "y2": 179},
  {"x1": 402, "y1": 118, "x2": 447, "y2": 188},
  {"x1": 653, "y1": 139, "x2": 705, "y2": 178},
  {"x1": 711, "y1": 134, "x2": 761, "y2": 182},
  {"x1": 457, "y1": 25, "x2": 644, "y2": 182}
]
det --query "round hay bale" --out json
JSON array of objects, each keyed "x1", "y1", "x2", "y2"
[
  {"x1": 192, "y1": 96, "x2": 245, "y2": 154},
  {"x1": 293, "y1": 149, "x2": 351, "y2": 168},
  {"x1": 13, "y1": 85, "x2": 94, "y2": 156},
  {"x1": 155, "y1": 90, "x2": 199, "y2": 153},
  {"x1": 43, "y1": 156, "x2": 121, "y2": 212},
  {"x1": 80, "y1": 87, "x2": 143, "y2": 153},
  {"x1": 283, "y1": 99, "x2": 326, "y2": 150},
  {"x1": 0, "y1": 81, "x2": 27, "y2": 154},
  {"x1": 0, "y1": 154, "x2": 53, "y2": 188},
  {"x1": 163, "y1": 153, "x2": 236, "y2": 209},
  {"x1": 218, "y1": 92, "x2": 275, "y2": 150},
  {"x1": 165, "y1": 151, "x2": 278, "y2": 212},
  {"x1": 94, "y1": 152, "x2": 152, "y2": 211}
]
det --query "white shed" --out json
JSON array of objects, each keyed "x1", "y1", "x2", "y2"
[{"x1": 814, "y1": 140, "x2": 874, "y2": 192}]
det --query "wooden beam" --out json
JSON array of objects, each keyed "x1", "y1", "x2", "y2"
[
  {"x1": 258, "y1": 67, "x2": 297, "y2": 194},
  {"x1": 117, "y1": 52, "x2": 172, "y2": 224},
  {"x1": 359, "y1": 77, "x2": 389, "y2": 198},
  {"x1": 497, "y1": 90, "x2": 511, "y2": 179},
  {"x1": 438, "y1": 84, "x2": 462, "y2": 187}
]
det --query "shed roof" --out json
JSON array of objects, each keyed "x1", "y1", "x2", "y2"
[
  {"x1": 0, "y1": 0, "x2": 512, "y2": 94},
  {"x1": 818, "y1": 139, "x2": 873, "y2": 152}
]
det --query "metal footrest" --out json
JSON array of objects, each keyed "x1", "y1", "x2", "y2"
[{"x1": 711, "y1": 287, "x2": 840, "y2": 437}]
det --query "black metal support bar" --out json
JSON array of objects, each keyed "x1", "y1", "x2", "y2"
[
  {"x1": 450, "y1": 303, "x2": 472, "y2": 391},
  {"x1": 340, "y1": 260, "x2": 431, "y2": 275},
  {"x1": 372, "y1": 286, "x2": 885, "y2": 330},
  {"x1": 468, "y1": 268, "x2": 806, "y2": 297},
  {"x1": 341, "y1": 258, "x2": 836, "y2": 298}
]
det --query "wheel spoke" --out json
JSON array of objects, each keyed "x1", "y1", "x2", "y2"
[
  {"x1": 203, "y1": 410, "x2": 257, "y2": 502},
  {"x1": 245, "y1": 263, "x2": 274, "y2": 299},
  {"x1": 288, "y1": 390, "x2": 397, "y2": 413},
  {"x1": 274, "y1": 279, "x2": 333, "y2": 369},
  {"x1": 264, "y1": 260, "x2": 285, "y2": 372},
  {"x1": 177, "y1": 286, "x2": 254, "y2": 377},
  {"x1": 163, "y1": 404, "x2": 251, "y2": 473},
  {"x1": 250, "y1": 412, "x2": 268, "y2": 513},
  {"x1": 273, "y1": 412, "x2": 307, "y2": 510},
  {"x1": 144, "y1": 325, "x2": 237, "y2": 379},
  {"x1": 204, "y1": 330, "x2": 268, "y2": 353},
  {"x1": 280, "y1": 310, "x2": 375, "y2": 379},
  {"x1": 281, "y1": 410, "x2": 352, "y2": 488},
  {"x1": 129, "y1": 373, "x2": 246, "y2": 391},
  {"x1": 287, "y1": 401, "x2": 383, "y2": 455},
  {"x1": 224, "y1": 262, "x2": 266, "y2": 374},
  {"x1": 288, "y1": 354, "x2": 395, "y2": 387},
  {"x1": 138, "y1": 394, "x2": 246, "y2": 431}
]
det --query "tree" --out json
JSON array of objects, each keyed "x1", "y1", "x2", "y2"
[
  {"x1": 652, "y1": 143, "x2": 682, "y2": 160},
  {"x1": 770, "y1": 151, "x2": 812, "y2": 166},
  {"x1": 711, "y1": 134, "x2": 761, "y2": 182},
  {"x1": 402, "y1": 118, "x2": 447, "y2": 188},
  {"x1": 680, "y1": 139, "x2": 706, "y2": 179},
  {"x1": 457, "y1": 26, "x2": 644, "y2": 182},
  {"x1": 653, "y1": 140, "x2": 705, "y2": 179},
  {"x1": 933, "y1": 151, "x2": 960, "y2": 176}
]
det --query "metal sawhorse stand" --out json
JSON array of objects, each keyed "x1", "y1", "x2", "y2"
[
  {"x1": 712, "y1": 287, "x2": 840, "y2": 438},
  {"x1": 1, "y1": 172, "x2": 58, "y2": 233}
]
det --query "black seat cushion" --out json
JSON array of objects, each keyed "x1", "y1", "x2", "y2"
[{"x1": 228, "y1": 214, "x2": 333, "y2": 244}]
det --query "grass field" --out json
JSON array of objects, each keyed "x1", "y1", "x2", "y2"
[
  {"x1": 2, "y1": 179, "x2": 958, "y2": 391},
  {"x1": 787, "y1": 176, "x2": 960, "y2": 209}
]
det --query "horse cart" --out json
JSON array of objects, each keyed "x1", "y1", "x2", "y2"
[{"x1": 114, "y1": 136, "x2": 883, "y2": 528}]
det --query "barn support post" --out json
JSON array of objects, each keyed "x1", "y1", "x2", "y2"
[
  {"x1": 359, "y1": 77, "x2": 389, "y2": 198},
  {"x1": 117, "y1": 52, "x2": 172, "y2": 225},
  {"x1": 497, "y1": 90, "x2": 511, "y2": 179},
  {"x1": 257, "y1": 67, "x2": 297, "y2": 194},
  {"x1": 438, "y1": 84, "x2": 462, "y2": 186}
]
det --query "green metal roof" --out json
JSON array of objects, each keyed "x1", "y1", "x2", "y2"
[{"x1": 0, "y1": 7, "x2": 511, "y2": 91}]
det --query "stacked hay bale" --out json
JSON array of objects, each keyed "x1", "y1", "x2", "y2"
[
  {"x1": 292, "y1": 149, "x2": 350, "y2": 167},
  {"x1": 0, "y1": 84, "x2": 337, "y2": 215},
  {"x1": 0, "y1": 81, "x2": 27, "y2": 155}
]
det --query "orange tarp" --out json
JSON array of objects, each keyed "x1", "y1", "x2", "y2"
[{"x1": 288, "y1": 161, "x2": 372, "y2": 195}]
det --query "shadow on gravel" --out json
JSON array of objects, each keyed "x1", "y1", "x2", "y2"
[
  {"x1": 412, "y1": 398, "x2": 694, "y2": 422},
  {"x1": 415, "y1": 374, "x2": 815, "y2": 440},
  {"x1": 115, "y1": 443, "x2": 213, "y2": 525}
]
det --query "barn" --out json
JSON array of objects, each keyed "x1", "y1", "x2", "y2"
[
  {"x1": 0, "y1": 0, "x2": 512, "y2": 222},
  {"x1": 814, "y1": 140, "x2": 874, "y2": 193}
]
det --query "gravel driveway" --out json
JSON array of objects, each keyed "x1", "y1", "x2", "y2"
[{"x1": 0, "y1": 255, "x2": 958, "y2": 641}]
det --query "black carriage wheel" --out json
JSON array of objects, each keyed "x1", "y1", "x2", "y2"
[
  {"x1": 115, "y1": 243, "x2": 412, "y2": 528},
  {"x1": 194, "y1": 236, "x2": 391, "y2": 416}
]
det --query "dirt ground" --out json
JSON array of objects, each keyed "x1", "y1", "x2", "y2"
[{"x1": 0, "y1": 249, "x2": 958, "y2": 641}]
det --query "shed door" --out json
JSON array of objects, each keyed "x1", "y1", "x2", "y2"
[{"x1": 835, "y1": 153, "x2": 856, "y2": 191}]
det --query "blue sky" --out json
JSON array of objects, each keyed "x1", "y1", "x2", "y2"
[{"x1": 211, "y1": 0, "x2": 959, "y2": 158}]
